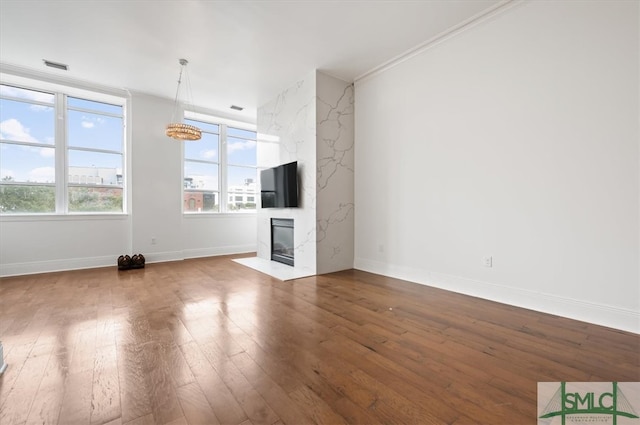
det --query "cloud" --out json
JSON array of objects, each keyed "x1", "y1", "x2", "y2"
[
  {"x1": 228, "y1": 139, "x2": 256, "y2": 154},
  {"x1": 0, "y1": 85, "x2": 54, "y2": 103},
  {"x1": 29, "y1": 166, "x2": 55, "y2": 183},
  {"x1": 201, "y1": 149, "x2": 217, "y2": 159},
  {"x1": 30, "y1": 104, "x2": 53, "y2": 112},
  {"x1": 39, "y1": 147, "x2": 55, "y2": 157},
  {"x1": 0, "y1": 118, "x2": 39, "y2": 143},
  {"x1": 80, "y1": 116, "x2": 105, "y2": 129}
]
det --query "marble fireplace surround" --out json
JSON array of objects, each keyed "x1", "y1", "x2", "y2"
[{"x1": 234, "y1": 70, "x2": 354, "y2": 281}]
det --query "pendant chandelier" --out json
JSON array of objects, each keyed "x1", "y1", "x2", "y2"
[{"x1": 166, "y1": 58, "x2": 202, "y2": 141}]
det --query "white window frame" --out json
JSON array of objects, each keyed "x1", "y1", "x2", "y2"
[
  {"x1": 183, "y1": 111, "x2": 257, "y2": 214},
  {"x1": 65, "y1": 95, "x2": 125, "y2": 214},
  {"x1": 183, "y1": 119, "x2": 221, "y2": 213},
  {"x1": 0, "y1": 74, "x2": 128, "y2": 216}
]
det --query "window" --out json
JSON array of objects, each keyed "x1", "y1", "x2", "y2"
[
  {"x1": 183, "y1": 120, "x2": 220, "y2": 212},
  {"x1": 0, "y1": 83, "x2": 126, "y2": 214},
  {"x1": 67, "y1": 96, "x2": 124, "y2": 212},
  {"x1": 183, "y1": 115, "x2": 256, "y2": 213},
  {"x1": 226, "y1": 127, "x2": 257, "y2": 211}
]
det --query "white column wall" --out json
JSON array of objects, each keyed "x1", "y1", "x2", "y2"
[
  {"x1": 316, "y1": 71, "x2": 355, "y2": 274},
  {"x1": 256, "y1": 71, "x2": 355, "y2": 275},
  {"x1": 354, "y1": 1, "x2": 639, "y2": 332},
  {"x1": 257, "y1": 72, "x2": 318, "y2": 274},
  {"x1": 130, "y1": 93, "x2": 184, "y2": 262}
]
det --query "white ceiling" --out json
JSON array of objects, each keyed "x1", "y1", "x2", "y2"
[{"x1": 0, "y1": 0, "x2": 500, "y2": 119}]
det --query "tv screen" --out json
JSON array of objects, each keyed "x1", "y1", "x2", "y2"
[{"x1": 260, "y1": 161, "x2": 299, "y2": 208}]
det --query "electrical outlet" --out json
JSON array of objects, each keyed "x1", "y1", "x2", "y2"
[
  {"x1": 151, "y1": 238, "x2": 157, "y2": 245},
  {"x1": 378, "y1": 244, "x2": 384, "y2": 253},
  {"x1": 483, "y1": 256, "x2": 492, "y2": 268}
]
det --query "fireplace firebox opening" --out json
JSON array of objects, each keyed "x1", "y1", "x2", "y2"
[{"x1": 271, "y1": 218, "x2": 294, "y2": 266}]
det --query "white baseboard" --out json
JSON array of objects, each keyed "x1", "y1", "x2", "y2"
[
  {"x1": 0, "y1": 246, "x2": 256, "y2": 278},
  {"x1": 0, "y1": 255, "x2": 116, "y2": 277},
  {"x1": 183, "y1": 245, "x2": 256, "y2": 260},
  {"x1": 142, "y1": 250, "x2": 185, "y2": 264},
  {"x1": 354, "y1": 257, "x2": 639, "y2": 335}
]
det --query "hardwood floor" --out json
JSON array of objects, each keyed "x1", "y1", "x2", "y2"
[{"x1": 1, "y1": 255, "x2": 638, "y2": 425}]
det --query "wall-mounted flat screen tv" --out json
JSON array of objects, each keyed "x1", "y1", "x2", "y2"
[{"x1": 260, "y1": 161, "x2": 299, "y2": 208}]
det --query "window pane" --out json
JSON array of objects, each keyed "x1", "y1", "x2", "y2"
[
  {"x1": 0, "y1": 98, "x2": 55, "y2": 144},
  {"x1": 184, "y1": 132, "x2": 218, "y2": 162},
  {"x1": 68, "y1": 186, "x2": 122, "y2": 212},
  {"x1": 184, "y1": 161, "x2": 218, "y2": 190},
  {"x1": 227, "y1": 127, "x2": 255, "y2": 139},
  {"x1": 0, "y1": 85, "x2": 54, "y2": 104},
  {"x1": 0, "y1": 143, "x2": 55, "y2": 183},
  {"x1": 68, "y1": 150, "x2": 122, "y2": 185},
  {"x1": 68, "y1": 110, "x2": 123, "y2": 151},
  {"x1": 0, "y1": 184, "x2": 55, "y2": 213},
  {"x1": 227, "y1": 166, "x2": 257, "y2": 211},
  {"x1": 184, "y1": 190, "x2": 218, "y2": 212},
  {"x1": 184, "y1": 118, "x2": 219, "y2": 134},
  {"x1": 68, "y1": 97, "x2": 122, "y2": 115},
  {"x1": 227, "y1": 136, "x2": 257, "y2": 166}
]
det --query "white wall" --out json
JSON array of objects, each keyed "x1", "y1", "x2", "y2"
[
  {"x1": 354, "y1": 0, "x2": 639, "y2": 333},
  {"x1": 182, "y1": 214, "x2": 256, "y2": 259},
  {"x1": 0, "y1": 77, "x2": 256, "y2": 277},
  {"x1": 0, "y1": 216, "x2": 130, "y2": 276}
]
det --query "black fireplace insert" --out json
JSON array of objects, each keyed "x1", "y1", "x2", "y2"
[{"x1": 271, "y1": 218, "x2": 294, "y2": 266}]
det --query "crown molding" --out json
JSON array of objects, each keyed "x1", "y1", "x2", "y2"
[{"x1": 355, "y1": 0, "x2": 523, "y2": 84}]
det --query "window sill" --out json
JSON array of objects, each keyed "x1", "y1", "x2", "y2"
[
  {"x1": 183, "y1": 212, "x2": 257, "y2": 219},
  {"x1": 0, "y1": 213, "x2": 129, "y2": 223}
]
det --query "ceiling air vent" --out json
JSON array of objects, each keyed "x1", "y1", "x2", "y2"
[
  {"x1": 230, "y1": 105, "x2": 244, "y2": 111},
  {"x1": 43, "y1": 60, "x2": 69, "y2": 71}
]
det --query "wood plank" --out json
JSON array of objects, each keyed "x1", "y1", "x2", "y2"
[
  {"x1": 117, "y1": 343, "x2": 153, "y2": 423},
  {"x1": 288, "y1": 384, "x2": 348, "y2": 425},
  {"x1": 91, "y1": 342, "x2": 121, "y2": 425},
  {"x1": 57, "y1": 369, "x2": 94, "y2": 424},
  {"x1": 140, "y1": 339, "x2": 183, "y2": 425},
  {"x1": 123, "y1": 413, "x2": 155, "y2": 425},
  {"x1": 0, "y1": 336, "x2": 54, "y2": 425},
  {"x1": 229, "y1": 351, "x2": 312, "y2": 425},
  {"x1": 176, "y1": 382, "x2": 220, "y2": 425},
  {"x1": 0, "y1": 335, "x2": 37, "y2": 408},
  {"x1": 202, "y1": 352, "x2": 279, "y2": 425},
  {"x1": 179, "y1": 340, "x2": 247, "y2": 425},
  {"x1": 24, "y1": 351, "x2": 67, "y2": 425}
]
